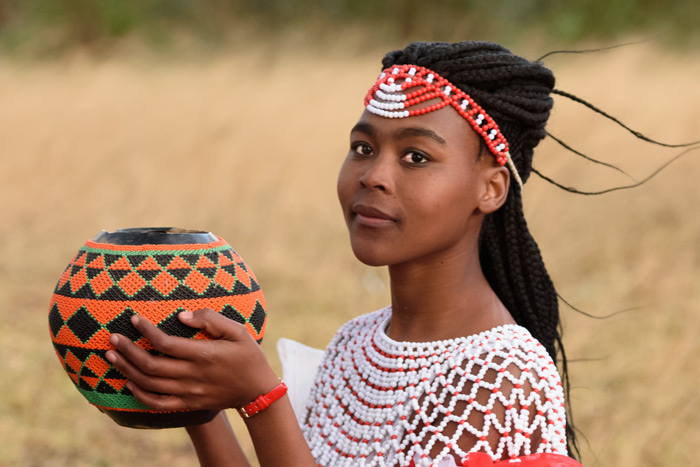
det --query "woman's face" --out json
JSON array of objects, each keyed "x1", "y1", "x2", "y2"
[{"x1": 337, "y1": 106, "x2": 507, "y2": 268}]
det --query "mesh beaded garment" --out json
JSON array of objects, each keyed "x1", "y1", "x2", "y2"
[
  {"x1": 303, "y1": 307, "x2": 568, "y2": 466},
  {"x1": 48, "y1": 233, "x2": 266, "y2": 428}
]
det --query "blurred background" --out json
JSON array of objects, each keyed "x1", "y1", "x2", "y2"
[{"x1": 1, "y1": 1, "x2": 699, "y2": 466}]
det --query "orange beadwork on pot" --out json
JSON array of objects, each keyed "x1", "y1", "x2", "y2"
[{"x1": 48, "y1": 228, "x2": 267, "y2": 429}]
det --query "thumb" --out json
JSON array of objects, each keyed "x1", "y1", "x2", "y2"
[{"x1": 178, "y1": 308, "x2": 246, "y2": 341}]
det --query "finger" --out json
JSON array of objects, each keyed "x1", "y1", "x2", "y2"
[
  {"x1": 129, "y1": 314, "x2": 200, "y2": 359},
  {"x1": 105, "y1": 341, "x2": 184, "y2": 391},
  {"x1": 178, "y1": 308, "x2": 249, "y2": 341},
  {"x1": 125, "y1": 381, "x2": 191, "y2": 412},
  {"x1": 105, "y1": 347, "x2": 186, "y2": 398},
  {"x1": 108, "y1": 333, "x2": 190, "y2": 379}
]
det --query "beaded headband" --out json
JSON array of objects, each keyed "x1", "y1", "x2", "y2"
[{"x1": 364, "y1": 64, "x2": 523, "y2": 188}]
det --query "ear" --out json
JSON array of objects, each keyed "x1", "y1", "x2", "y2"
[{"x1": 477, "y1": 166, "x2": 510, "y2": 214}]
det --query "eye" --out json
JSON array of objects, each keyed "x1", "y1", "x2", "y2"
[
  {"x1": 401, "y1": 151, "x2": 430, "y2": 165},
  {"x1": 352, "y1": 143, "x2": 374, "y2": 156}
]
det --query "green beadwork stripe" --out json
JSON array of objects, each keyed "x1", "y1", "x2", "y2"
[
  {"x1": 80, "y1": 244, "x2": 234, "y2": 256},
  {"x1": 78, "y1": 387, "x2": 151, "y2": 410}
]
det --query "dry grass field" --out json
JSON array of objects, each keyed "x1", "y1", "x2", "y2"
[{"x1": 0, "y1": 42, "x2": 698, "y2": 466}]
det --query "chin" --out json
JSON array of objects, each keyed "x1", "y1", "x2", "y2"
[{"x1": 350, "y1": 245, "x2": 390, "y2": 268}]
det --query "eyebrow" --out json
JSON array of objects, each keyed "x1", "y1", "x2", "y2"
[
  {"x1": 351, "y1": 122, "x2": 446, "y2": 146},
  {"x1": 351, "y1": 122, "x2": 376, "y2": 136},
  {"x1": 396, "y1": 127, "x2": 446, "y2": 145}
]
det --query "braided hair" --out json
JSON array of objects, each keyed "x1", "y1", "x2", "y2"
[{"x1": 382, "y1": 41, "x2": 579, "y2": 457}]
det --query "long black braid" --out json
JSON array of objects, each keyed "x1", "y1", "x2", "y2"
[{"x1": 382, "y1": 41, "x2": 580, "y2": 458}]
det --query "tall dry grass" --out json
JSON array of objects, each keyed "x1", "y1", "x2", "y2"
[{"x1": 0, "y1": 43, "x2": 698, "y2": 466}]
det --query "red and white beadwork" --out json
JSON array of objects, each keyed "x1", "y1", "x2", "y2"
[
  {"x1": 302, "y1": 307, "x2": 567, "y2": 467},
  {"x1": 365, "y1": 65, "x2": 523, "y2": 188}
]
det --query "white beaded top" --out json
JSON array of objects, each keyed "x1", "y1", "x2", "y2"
[{"x1": 302, "y1": 307, "x2": 567, "y2": 466}]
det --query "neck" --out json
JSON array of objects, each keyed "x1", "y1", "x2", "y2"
[{"x1": 386, "y1": 243, "x2": 514, "y2": 342}]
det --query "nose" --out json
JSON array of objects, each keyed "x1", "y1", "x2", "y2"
[{"x1": 359, "y1": 155, "x2": 393, "y2": 192}]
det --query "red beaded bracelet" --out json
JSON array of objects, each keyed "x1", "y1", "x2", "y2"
[{"x1": 237, "y1": 380, "x2": 288, "y2": 419}]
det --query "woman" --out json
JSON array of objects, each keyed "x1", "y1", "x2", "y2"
[{"x1": 106, "y1": 41, "x2": 583, "y2": 466}]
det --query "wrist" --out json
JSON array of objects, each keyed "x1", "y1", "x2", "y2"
[{"x1": 237, "y1": 379, "x2": 288, "y2": 419}]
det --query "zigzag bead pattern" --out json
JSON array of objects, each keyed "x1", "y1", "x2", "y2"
[{"x1": 302, "y1": 308, "x2": 567, "y2": 466}]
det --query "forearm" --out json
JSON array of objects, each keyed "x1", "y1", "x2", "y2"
[
  {"x1": 243, "y1": 395, "x2": 316, "y2": 467},
  {"x1": 186, "y1": 412, "x2": 250, "y2": 467}
]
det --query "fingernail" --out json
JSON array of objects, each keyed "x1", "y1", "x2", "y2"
[
  {"x1": 131, "y1": 315, "x2": 140, "y2": 325},
  {"x1": 126, "y1": 381, "x2": 134, "y2": 391},
  {"x1": 179, "y1": 311, "x2": 193, "y2": 320},
  {"x1": 110, "y1": 334, "x2": 119, "y2": 346},
  {"x1": 105, "y1": 351, "x2": 116, "y2": 363}
]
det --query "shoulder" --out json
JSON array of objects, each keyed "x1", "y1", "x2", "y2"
[
  {"x1": 424, "y1": 324, "x2": 561, "y2": 384},
  {"x1": 463, "y1": 323, "x2": 548, "y2": 353},
  {"x1": 423, "y1": 325, "x2": 568, "y2": 460},
  {"x1": 448, "y1": 324, "x2": 566, "y2": 427},
  {"x1": 464, "y1": 324, "x2": 560, "y2": 377}
]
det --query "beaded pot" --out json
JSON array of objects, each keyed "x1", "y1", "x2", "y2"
[{"x1": 48, "y1": 228, "x2": 267, "y2": 429}]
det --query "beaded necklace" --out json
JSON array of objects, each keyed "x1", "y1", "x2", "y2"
[
  {"x1": 303, "y1": 307, "x2": 567, "y2": 467},
  {"x1": 364, "y1": 65, "x2": 523, "y2": 188}
]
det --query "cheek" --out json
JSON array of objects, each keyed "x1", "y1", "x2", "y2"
[
  {"x1": 336, "y1": 160, "x2": 354, "y2": 213},
  {"x1": 413, "y1": 174, "x2": 473, "y2": 213},
  {"x1": 406, "y1": 176, "x2": 477, "y2": 231}
]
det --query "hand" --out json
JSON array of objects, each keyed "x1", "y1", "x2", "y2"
[{"x1": 105, "y1": 308, "x2": 279, "y2": 412}]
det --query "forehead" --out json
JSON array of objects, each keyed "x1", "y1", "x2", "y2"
[{"x1": 352, "y1": 106, "x2": 480, "y2": 150}]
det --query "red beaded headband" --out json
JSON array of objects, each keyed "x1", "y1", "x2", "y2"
[{"x1": 364, "y1": 64, "x2": 523, "y2": 187}]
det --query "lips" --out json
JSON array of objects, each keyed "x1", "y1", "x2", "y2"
[{"x1": 352, "y1": 204, "x2": 397, "y2": 226}]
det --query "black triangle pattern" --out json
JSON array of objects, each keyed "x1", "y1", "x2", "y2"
[
  {"x1": 137, "y1": 270, "x2": 160, "y2": 281},
  {"x1": 85, "y1": 252, "x2": 101, "y2": 265},
  {"x1": 181, "y1": 254, "x2": 200, "y2": 267},
  {"x1": 86, "y1": 267, "x2": 103, "y2": 279},
  {"x1": 79, "y1": 378, "x2": 94, "y2": 391},
  {"x1": 108, "y1": 269, "x2": 131, "y2": 281},
  {"x1": 220, "y1": 304, "x2": 246, "y2": 325},
  {"x1": 69, "y1": 346, "x2": 92, "y2": 362},
  {"x1": 249, "y1": 275, "x2": 261, "y2": 292},
  {"x1": 232, "y1": 281, "x2": 252, "y2": 295},
  {"x1": 198, "y1": 267, "x2": 218, "y2": 279},
  {"x1": 168, "y1": 268, "x2": 191, "y2": 280},
  {"x1": 221, "y1": 265, "x2": 238, "y2": 276},
  {"x1": 127, "y1": 255, "x2": 148, "y2": 268},
  {"x1": 154, "y1": 254, "x2": 176, "y2": 268},
  {"x1": 206, "y1": 284, "x2": 233, "y2": 297},
  {"x1": 96, "y1": 380, "x2": 118, "y2": 394},
  {"x1": 249, "y1": 302, "x2": 266, "y2": 334},
  {"x1": 103, "y1": 254, "x2": 123, "y2": 267},
  {"x1": 104, "y1": 368, "x2": 126, "y2": 380},
  {"x1": 80, "y1": 366, "x2": 98, "y2": 378},
  {"x1": 49, "y1": 303, "x2": 64, "y2": 337},
  {"x1": 130, "y1": 286, "x2": 171, "y2": 301}
]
